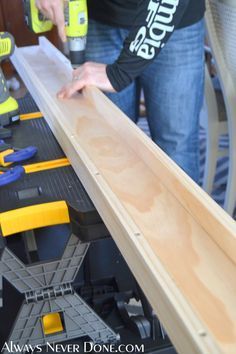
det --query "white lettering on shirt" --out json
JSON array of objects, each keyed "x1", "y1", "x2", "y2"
[{"x1": 129, "y1": 0, "x2": 179, "y2": 59}]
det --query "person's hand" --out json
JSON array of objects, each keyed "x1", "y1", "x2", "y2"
[
  {"x1": 57, "y1": 62, "x2": 115, "y2": 98},
  {"x1": 35, "y1": 0, "x2": 66, "y2": 42}
]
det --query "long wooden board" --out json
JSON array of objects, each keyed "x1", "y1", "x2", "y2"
[{"x1": 11, "y1": 38, "x2": 236, "y2": 354}]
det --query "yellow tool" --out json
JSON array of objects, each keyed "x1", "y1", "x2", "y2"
[
  {"x1": 64, "y1": 0, "x2": 88, "y2": 65},
  {"x1": 23, "y1": 0, "x2": 88, "y2": 65},
  {"x1": 0, "y1": 32, "x2": 20, "y2": 138},
  {"x1": 20, "y1": 111, "x2": 43, "y2": 120},
  {"x1": 23, "y1": 0, "x2": 53, "y2": 33}
]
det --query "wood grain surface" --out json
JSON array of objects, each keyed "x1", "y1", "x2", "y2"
[{"x1": 11, "y1": 40, "x2": 236, "y2": 354}]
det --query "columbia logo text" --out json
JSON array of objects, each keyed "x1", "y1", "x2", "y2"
[{"x1": 130, "y1": 0, "x2": 179, "y2": 59}]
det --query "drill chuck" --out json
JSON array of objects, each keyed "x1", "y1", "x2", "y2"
[{"x1": 68, "y1": 37, "x2": 86, "y2": 66}]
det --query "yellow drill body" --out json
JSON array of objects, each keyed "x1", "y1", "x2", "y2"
[
  {"x1": 64, "y1": 0, "x2": 88, "y2": 65},
  {"x1": 24, "y1": 0, "x2": 88, "y2": 65},
  {"x1": 23, "y1": 0, "x2": 53, "y2": 34},
  {"x1": 0, "y1": 32, "x2": 19, "y2": 127}
]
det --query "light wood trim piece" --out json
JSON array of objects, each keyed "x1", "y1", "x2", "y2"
[{"x1": 11, "y1": 39, "x2": 236, "y2": 354}]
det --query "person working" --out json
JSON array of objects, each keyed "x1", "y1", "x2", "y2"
[{"x1": 36, "y1": 0, "x2": 205, "y2": 182}]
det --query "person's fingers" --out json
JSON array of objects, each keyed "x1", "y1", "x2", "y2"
[
  {"x1": 36, "y1": 0, "x2": 53, "y2": 19},
  {"x1": 63, "y1": 82, "x2": 83, "y2": 98},
  {"x1": 58, "y1": 62, "x2": 115, "y2": 99},
  {"x1": 58, "y1": 69, "x2": 85, "y2": 99},
  {"x1": 35, "y1": 0, "x2": 66, "y2": 42},
  {"x1": 53, "y1": 4, "x2": 66, "y2": 42},
  {"x1": 72, "y1": 68, "x2": 82, "y2": 80},
  {"x1": 44, "y1": 8, "x2": 54, "y2": 22},
  {"x1": 35, "y1": 0, "x2": 43, "y2": 12},
  {"x1": 72, "y1": 66, "x2": 82, "y2": 78},
  {"x1": 57, "y1": 80, "x2": 85, "y2": 99},
  {"x1": 58, "y1": 26, "x2": 67, "y2": 43}
]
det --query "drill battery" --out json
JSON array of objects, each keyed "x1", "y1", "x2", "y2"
[{"x1": 0, "y1": 32, "x2": 20, "y2": 137}]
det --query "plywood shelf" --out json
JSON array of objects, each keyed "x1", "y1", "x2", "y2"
[{"x1": 11, "y1": 38, "x2": 236, "y2": 354}]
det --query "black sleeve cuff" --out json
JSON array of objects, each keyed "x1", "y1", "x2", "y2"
[{"x1": 106, "y1": 63, "x2": 133, "y2": 92}]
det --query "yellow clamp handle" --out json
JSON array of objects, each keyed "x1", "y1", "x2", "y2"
[{"x1": 0, "y1": 149, "x2": 14, "y2": 167}]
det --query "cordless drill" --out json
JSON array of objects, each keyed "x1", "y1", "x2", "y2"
[
  {"x1": 23, "y1": 0, "x2": 88, "y2": 66},
  {"x1": 0, "y1": 32, "x2": 20, "y2": 138}
]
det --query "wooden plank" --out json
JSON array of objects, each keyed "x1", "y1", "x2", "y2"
[{"x1": 11, "y1": 39, "x2": 236, "y2": 354}]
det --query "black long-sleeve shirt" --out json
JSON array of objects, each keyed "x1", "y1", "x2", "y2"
[{"x1": 88, "y1": 0, "x2": 205, "y2": 91}]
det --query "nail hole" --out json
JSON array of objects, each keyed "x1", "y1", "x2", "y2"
[
  {"x1": 134, "y1": 232, "x2": 141, "y2": 237},
  {"x1": 198, "y1": 330, "x2": 207, "y2": 337}
]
